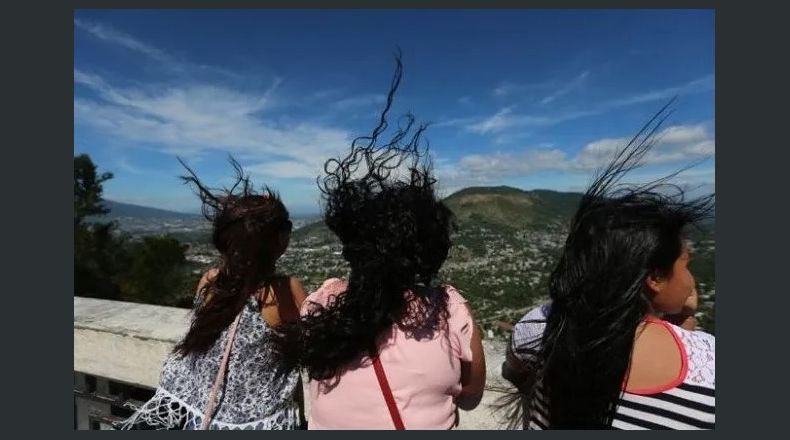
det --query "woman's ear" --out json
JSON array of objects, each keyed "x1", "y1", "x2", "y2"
[{"x1": 645, "y1": 272, "x2": 666, "y2": 294}]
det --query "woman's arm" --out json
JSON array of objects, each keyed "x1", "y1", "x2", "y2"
[
  {"x1": 502, "y1": 339, "x2": 538, "y2": 394},
  {"x1": 456, "y1": 305, "x2": 487, "y2": 411},
  {"x1": 289, "y1": 276, "x2": 308, "y2": 310}
]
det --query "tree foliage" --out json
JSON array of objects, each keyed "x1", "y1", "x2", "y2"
[{"x1": 74, "y1": 154, "x2": 192, "y2": 306}]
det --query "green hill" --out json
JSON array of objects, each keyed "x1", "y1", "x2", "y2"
[
  {"x1": 293, "y1": 186, "x2": 583, "y2": 238},
  {"x1": 443, "y1": 186, "x2": 581, "y2": 231}
]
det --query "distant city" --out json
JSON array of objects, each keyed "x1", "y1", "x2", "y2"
[{"x1": 98, "y1": 187, "x2": 716, "y2": 339}]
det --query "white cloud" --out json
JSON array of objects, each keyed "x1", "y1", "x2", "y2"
[
  {"x1": 74, "y1": 71, "x2": 352, "y2": 169},
  {"x1": 574, "y1": 125, "x2": 715, "y2": 169},
  {"x1": 447, "y1": 124, "x2": 715, "y2": 183},
  {"x1": 574, "y1": 138, "x2": 624, "y2": 169},
  {"x1": 601, "y1": 165, "x2": 715, "y2": 195},
  {"x1": 459, "y1": 149, "x2": 569, "y2": 176},
  {"x1": 685, "y1": 140, "x2": 715, "y2": 155},
  {"x1": 657, "y1": 124, "x2": 708, "y2": 144}
]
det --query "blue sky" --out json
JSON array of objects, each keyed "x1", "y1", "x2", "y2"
[{"x1": 74, "y1": 9, "x2": 714, "y2": 216}]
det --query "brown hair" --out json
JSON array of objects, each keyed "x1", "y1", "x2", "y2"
[{"x1": 174, "y1": 156, "x2": 292, "y2": 356}]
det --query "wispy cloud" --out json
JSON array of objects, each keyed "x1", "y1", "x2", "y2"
[
  {"x1": 493, "y1": 79, "x2": 555, "y2": 97},
  {"x1": 467, "y1": 107, "x2": 600, "y2": 135},
  {"x1": 603, "y1": 74, "x2": 714, "y2": 109},
  {"x1": 433, "y1": 116, "x2": 481, "y2": 128},
  {"x1": 464, "y1": 74, "x2": 715, "y2": 135},
  {"x1": 75, "y1": 18, "x2": 243, "y2": 81},
  {"x1": 247, "y1": 157, "x2": 329, "y2": 180},
  {"x1": 313, "y1": 88, "x2": 344, "y2": 99},
  {"x1": 74, "y1": 20, "x2": 361, "y2": 183},
  {"x1": 114, "y1": 156, "x2": 149, "y2": 175},
  {"x1": 75, "y1": 18, "x2": 170, "y2": 62},
  {"x1": 75, "y1": 68, "x2": 277, "y2": 121},
  {"x1": 493, "y1": 131, "x2": 534, "y2": 145},
  {"x1": 540, "y1": 70, "x2": 589, "y2": 105},
  {"x1": 74, "y1": 69, "x2": 351, "y2": 178},
  {"x1": 329, "y1": 93, "x2": 386, "y2": 111},
  {"x1": 467, "y1": 107, "x2": 518, "y2": 134}
]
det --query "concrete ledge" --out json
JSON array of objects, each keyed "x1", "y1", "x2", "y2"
[
  {"x1": 73, "y1": 297, "x2": 514, "y2": 429},
  {"x1": 74, "y1": 297, "x2": 191, "y2": 388}
]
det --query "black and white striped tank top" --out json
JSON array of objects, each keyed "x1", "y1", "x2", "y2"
[{"x1": 512, "y1": 305, "x2": 715, "y2": 430}]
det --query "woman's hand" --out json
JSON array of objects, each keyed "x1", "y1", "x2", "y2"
[
  {"x1": 682, "y1": 287, "x2": 699, "y2": 315},
  {"x1": 663, "y1": 287, "x2": 698, "y2": 330}
]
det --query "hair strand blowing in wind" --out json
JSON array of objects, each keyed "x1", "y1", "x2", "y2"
[{"x1": 282, "y1": 51, "x2": 456, "y2": 381}]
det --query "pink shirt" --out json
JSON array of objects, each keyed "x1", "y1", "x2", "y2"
[{"x1": 301, "y1": 278, "x2": 475, "y2": 430}]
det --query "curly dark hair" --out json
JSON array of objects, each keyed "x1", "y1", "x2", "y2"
[
  {"x1": 502, "y1": 100, "x2": 715, "y2": 428},
  {"x1": 282, "y1": 53, "x2": 457, "y2": 381},
  {"x1": 173, "y1": 156, "x2": 292, "y2": 356}
]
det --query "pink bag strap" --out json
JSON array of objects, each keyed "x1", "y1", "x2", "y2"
[{"x1": 198, "y1": 310, "x2": 244, "y2": 430}]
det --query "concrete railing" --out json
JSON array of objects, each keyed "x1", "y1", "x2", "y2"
[{"x1": 74, "y1": 297, "x2": 513, "y2": 430}]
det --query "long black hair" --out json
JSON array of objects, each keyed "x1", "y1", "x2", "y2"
[
  {"x1": 512, "y1": 101, "x2": 714, "y2": 428},
  {"x1": 283, "y1": 53, "x2": 456, "y2": 381},
  {"x1": 174, "y1": 156, "x2": 292, "y2": 356}
]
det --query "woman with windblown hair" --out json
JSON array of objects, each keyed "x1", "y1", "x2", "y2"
[
  {"x1": 115, "y1": 157, "x2": 307, "y2": 430},
  {"x1": 280, "y1": 54, "x2": 487, "y2": 430},
  {"x1": 501, "y1": 102, "x2": 715, "y2": 430}
]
